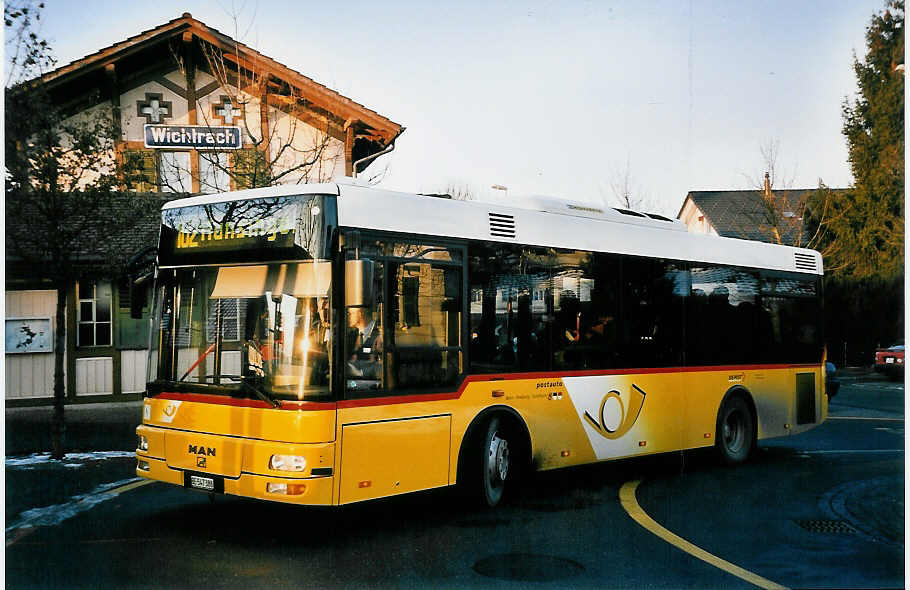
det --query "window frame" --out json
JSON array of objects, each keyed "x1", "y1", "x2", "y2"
[
  {"x1": 76, "y1": 280, "x2": 113, "y2": 348},
  {"x1": 198, "y1": 150, "x2": 232, "y2": 194},
  {"x1": 342, "y1": 230, "x2": 469, "y2": 399},
  {"x1": 158, "y1": 150, "x2": 193, "y2": 193}
]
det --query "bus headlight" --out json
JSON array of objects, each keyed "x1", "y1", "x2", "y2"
[
  {"x1": 269, "y1": 454, "x2": 307, "y2": 472},
  {"x1": 137, "y1": 435, "x2": 148, "y2": 452}
]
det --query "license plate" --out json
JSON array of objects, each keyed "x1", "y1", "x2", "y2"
[
  {"x1": 886, "y1": 357, "x2": 895, "y2": 364},
  {"x1": 190, "y1": 475, "x2": 214, "y2": 491},
  {"x1": 184, "y1": 472, "x2": 224, "y2": 493}
]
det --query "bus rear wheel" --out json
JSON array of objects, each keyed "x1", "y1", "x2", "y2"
[{"x1": 716, "y1": 395, "x2": 754, "y2": 464}]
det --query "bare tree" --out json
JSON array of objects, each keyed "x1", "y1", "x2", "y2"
[
  {"x1": 159, "y1": 12, "x2": 342, "y2": 194},
  {"x1": 444, "y1": 181, "x2": 475, "y2": 201},
  {"x1": 602, "y1": 155, "x2": 661, "y2": 213},
  {"x1": 5, "y1": 1, "x2": 161, "y2": 458},
  {"x1": 737, "y1": 140, "x2": 842, "y2": 253}
]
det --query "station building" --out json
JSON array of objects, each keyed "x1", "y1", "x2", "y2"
[{"x1": 5, "y1": 13, "x2": 403, "y2": 404}]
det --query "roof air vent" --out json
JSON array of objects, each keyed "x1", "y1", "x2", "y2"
[
  {"x1": 794, "y1": 252, "x2": 817, "y2": 272},
  {"x1": 489, "y1": 212, "x2": 516, "y2": 239}
]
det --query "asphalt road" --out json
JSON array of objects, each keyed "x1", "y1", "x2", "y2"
[{"x1": 5, "y1": 374, "x2": 904, "y2": 589}]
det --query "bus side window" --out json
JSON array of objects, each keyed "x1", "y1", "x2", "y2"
[
  {"x1": 469, "y1": 243, "x2": 549, "y2": 373},
  {"x1": 345, "y1": 260, "x2": 384, "y2": 393},
  {"x1": 390, "y1": 261, "x2": 462, "y2": 389}
]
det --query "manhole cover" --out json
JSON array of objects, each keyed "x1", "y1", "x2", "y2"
[
  {"x1": 473, "y1": 553, "x2": 584, "y2": 581},
  {"x1": 796, "y1": 519, "x2": 857, "y2": 534}
]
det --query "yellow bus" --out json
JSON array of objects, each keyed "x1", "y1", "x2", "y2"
[{"x1": 136, "y1": 180, "x2": 828, "y2": 507}]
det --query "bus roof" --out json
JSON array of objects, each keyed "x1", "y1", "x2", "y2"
[{"x1": 161, "y1": 181, "x2": 823, "y2": 275}]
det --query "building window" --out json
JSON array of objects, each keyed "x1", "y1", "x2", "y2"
[
  {"x1": 207, "y1": 298, "x2": 241, "y2": 342},
  {"x1": 159, "y1": 151, "x2": 192, "y2": 193},
  {"x1": 233, "y1": 148, "x2": 262, "y2": 189},
  {"x1": 199, "y1": 151, "x2": 231, "y2": 194},
  {"x1": 123, "y1": 149, "x2": 158, "y2": 192},
  {"x1": 78, "y1": 281, "x2": 112, "y2": 347},
  {"x1": 401, "y1": 276, "x2": 420, "y2": 327}
]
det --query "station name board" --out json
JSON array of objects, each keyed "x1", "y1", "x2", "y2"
[{"x1": 144, "y1": 124, "x2": 242, "y2": 149}]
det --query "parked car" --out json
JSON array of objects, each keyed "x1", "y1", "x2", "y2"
[
  {"x1": 874, "y1": 344, "x2": 904, "y2": 379},
  {"x1": 825, "y1": 361, "x2": 840, "y2": 398}
]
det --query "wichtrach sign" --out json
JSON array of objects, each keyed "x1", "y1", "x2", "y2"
[{"x1": 144, "y1": 124, "x2": 242, "y2": 149}]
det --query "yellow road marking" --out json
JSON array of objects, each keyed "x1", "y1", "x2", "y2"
[
  {"x1": 107, "y1": 479, "x2": 153, "y2": 496},
  {"x1": 619, "y1": 480, "x2": 788, "y2": 590}
]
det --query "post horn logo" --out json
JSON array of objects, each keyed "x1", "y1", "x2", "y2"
[{"x1": 583, "y1": 384, "x2": 647, "y2": 440}]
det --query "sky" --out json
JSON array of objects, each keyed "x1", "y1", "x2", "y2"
[{"x1": 34, "y1": 0, "x2": 883, "y2": 215}]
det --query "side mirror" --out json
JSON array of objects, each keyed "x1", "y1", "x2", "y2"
[{"x1": 345, "y1": 259, "x2": 375, "y2": 307}]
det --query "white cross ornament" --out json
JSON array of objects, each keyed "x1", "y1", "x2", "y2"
[
  {"x1": 140, "y1": 98, "x2": 170, "y2": 123},
  {"x1": 215, "y1": 98, "x2": 242, "y2": 125}
]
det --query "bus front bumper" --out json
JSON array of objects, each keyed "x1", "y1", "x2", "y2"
[{"x1": 136, "y1": 424, "x2": 335, "y2": 505}]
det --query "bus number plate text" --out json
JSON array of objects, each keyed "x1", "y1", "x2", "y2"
[
  {"x1": 190, "y1": 475, "x2": 214, "y2": 491},
  {"x1": 184, "y1": 472, "x2": 223, "y2": 493}
]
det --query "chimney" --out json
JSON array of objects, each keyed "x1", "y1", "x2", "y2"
[{"x1": 763, "y1": 172, "x2": 771, "y2": 197}]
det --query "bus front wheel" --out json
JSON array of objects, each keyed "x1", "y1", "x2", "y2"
[
  {"x1": 716, "y1": 395, "x2": 754, "y2": 464},
  {"x1": 480, "y1": 417, "x2": 511, "y2": 507}
]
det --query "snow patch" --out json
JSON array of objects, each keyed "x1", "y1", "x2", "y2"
[
  {"x1": 6, "y1": 451, "x2": 135, "y2": 468},
  {"x1": 6, "y1": 477, "x2": 141, "y2": 534}
]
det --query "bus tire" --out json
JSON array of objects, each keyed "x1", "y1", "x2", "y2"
[
  {"x1": 715, "y1": 394, "x2": 754, "y2": 465},
  {"x1": 459, "y1": 415, "x2": 514, "y2": 508}
]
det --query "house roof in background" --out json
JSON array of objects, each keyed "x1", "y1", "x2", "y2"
[{"x1": 680, "y1": 188, "x2": 847, "y2": 243}]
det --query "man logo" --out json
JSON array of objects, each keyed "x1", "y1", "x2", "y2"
[
  {"x1": 196, "y1": 455, "x2": 207, "y2": 468},
  {"x1": 583, "y1": 384, "x2": 646, "y2": 439},
  {"x1": 188, "y1": 444, "x2": 216, "y2": 457}
]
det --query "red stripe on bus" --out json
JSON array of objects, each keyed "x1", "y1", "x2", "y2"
[{"x1": 152, "y1": 363, "x2": 819, "y2": 410}]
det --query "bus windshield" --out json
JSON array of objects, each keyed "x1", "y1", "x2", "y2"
[{"x1": 147, "y1": 262, "x2": 333, "y2": 402}]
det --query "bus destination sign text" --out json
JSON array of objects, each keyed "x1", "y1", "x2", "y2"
[{"x1": 144, "y1": 124, "x2": 242, "y2": 149}]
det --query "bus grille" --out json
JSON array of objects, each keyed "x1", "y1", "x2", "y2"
[
  {"x1": 489, "y1": 213, "x2": 516, "y2": 239},
  {"x1": 794, "y1": 252, "x2": 817, "y2": 272}
]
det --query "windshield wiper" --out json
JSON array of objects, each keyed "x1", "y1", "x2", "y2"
[{"x1": 225, "y1": 375, "x2": 281, "y2": 408}]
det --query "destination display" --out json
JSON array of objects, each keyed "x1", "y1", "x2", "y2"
[
  {"x1": 144, "y1": 124, "x2": 242, "y2": 149},
  {"x1": 158, "y1": 195, "x2": 335, "y2": 266}
]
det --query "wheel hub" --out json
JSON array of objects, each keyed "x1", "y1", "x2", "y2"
[
  {"x1": 488, "y1": 432, "x2": 510, "y2": 484},
  {"x1": 724, "y1": 412, "x2": 743, "y2": 450}
]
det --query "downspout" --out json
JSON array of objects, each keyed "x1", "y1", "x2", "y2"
[{"x1": 352, "y1": 141, "x2": 396, "y2": 179}]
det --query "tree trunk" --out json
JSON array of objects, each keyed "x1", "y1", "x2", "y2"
[{"x1": 51, "y1": 283, "x2": 67, "y2": 459}]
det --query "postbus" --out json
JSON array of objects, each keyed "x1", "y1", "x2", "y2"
[{"x1": 136, "y1": 179, "x2": 828, "y2": 507}]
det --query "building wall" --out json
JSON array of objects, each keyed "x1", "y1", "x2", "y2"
[
  {"x1": 5, "y1": 290, "x2": 62, "y2": 399},
  {"x1": 58, "y1": 103, "x2": 117, "y2": 190},
  {"x1": 268, "y1": 105, "x2": 344, "y2": 183},
  {"x1": 117, "y1": 72, "x2": 344, "y2": 191},
  {"x1": 678, "y1": 199, "x2": 718, "y2": 236}
]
